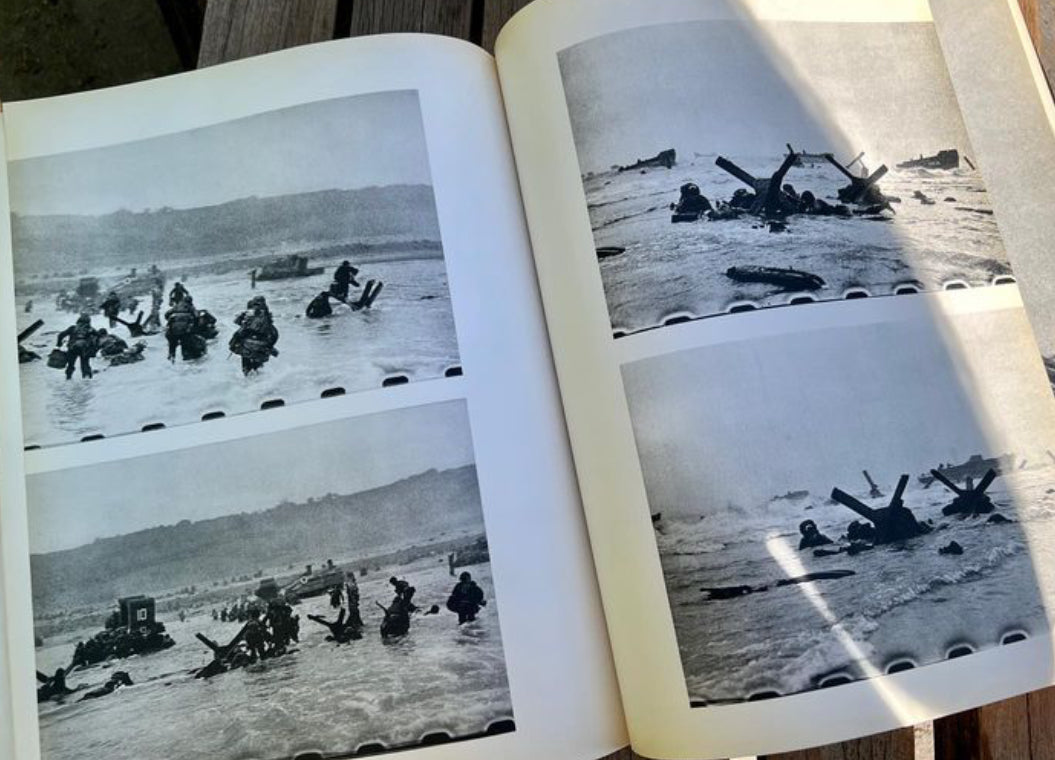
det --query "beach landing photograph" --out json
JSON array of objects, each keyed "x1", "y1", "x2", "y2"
[
  {"x1": 26, "y1": 400, "x2": 513, "y2": 760},
  {"x1": 9, "y1": 90, "x2": 460, "y2": 448},
  {"x1": 621, "y1": 303, "x2": 1055, "y2": 705},
  {"x1": 559, "y1": 17, "x2": 1013, "y2": 336}
]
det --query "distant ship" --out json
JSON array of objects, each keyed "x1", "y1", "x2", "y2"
[
  {"x1": 255, "y1": 254, "x2": 324, "y2": 281},
  {"x1": 773, "y1": 490, "x2": 810, "y2": 501},
  {"x1": 897, "y1": 149, "x2": 960, "y2": 171},
  {"x1": 918, "y1": 453, "x2": 1015, "y2": 487}
]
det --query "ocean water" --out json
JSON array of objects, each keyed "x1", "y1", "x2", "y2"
[
  {"x1": 34, "y1": 559, "x2": 511, "y2": 760},
  {"x1": 15, "y1": 252, "x2": 460, "y2": 447},
  {"x1": 655, "y1": 467, "x2": 1055, "y2": 705},
  {"x1": 585, "y1": 155, "x2": 1011, "y2": 334}
]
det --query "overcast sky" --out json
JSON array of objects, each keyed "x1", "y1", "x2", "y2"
[
  {"x1": 9, "y1": 90, "x2": 433, "y2": 217},
  {"x1": 622, "y1": 308, "x2": 1055, "y2": 515},
  {"x1": 28, "y1": 400, "x2": 474, "y2": 554},
  {"x1": 560, "y1": 20, "x2": 973, "y2": 173}
]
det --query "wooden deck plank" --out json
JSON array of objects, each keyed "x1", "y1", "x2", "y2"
[
  {"x1": 761, "y1": 728, "x2": 914, "y2": 760},
  {"x1": 1027, "y1": 687, "x2": 1055, "y2": 760},
  {"x1": 348, "y1": 0, "x2": 474, "y2": 40},
  {"x1": 481, "y1": 0, "x2": 534, "y2": 52},
  {"x1": 197, "y1": 0, "x2": 338, "y2": 66}
]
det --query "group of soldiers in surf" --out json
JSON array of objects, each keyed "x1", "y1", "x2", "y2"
[
  {"x1": 36, "y1": 615, "x2": 174, "y2": 703},
  {"x1": 37, "y1": 668, "x2": 134, "y2": 704},
  {"x1": 670, "y1": 149, "x2": 896, "y2": 230},
  {"x1": 197, "y1": 569, "x2": 487, "y2": 681},
  {"x1": 308, "y1": 571, "x2": 487, "y2": 645},
  {"x1": 48, "y1": 281, "x2": 281, "y2": 379},
  {"x1": 37, "y1": 568, "x2": 491, "y2": 702},
  {"x1": 305, "y1": 260, "x2": 383, "y2": 319},
  {"x1": 702, "y1": 467, "x2": 1014, "y2": 603},
  {"x1": 795, "y1": 468, "x2": 1013, "y2": 559}
]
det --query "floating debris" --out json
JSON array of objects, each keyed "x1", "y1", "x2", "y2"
[
  {"x1": 897, "y1": 148, "x2": 960, "y2": 170},
  {"x1": 725, "y1": 266, "x2": 825, "y2": 291},
  {"x1": 618, "y1": 148, "x2": 676, "y2": 172}
]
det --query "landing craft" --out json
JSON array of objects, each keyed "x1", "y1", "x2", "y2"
[
  {"x1": 255, "y1": 254, "x2": 325, "y2": 281},
  {"x1": 896, "y1": 148, "x2": 960, "y2": 171},
  {"x1": 282, "y1": 560, "x2": 345, "y2": 600},
  {"x1": 918, "y1": 453, "x2": 1014, "y2": 487}
]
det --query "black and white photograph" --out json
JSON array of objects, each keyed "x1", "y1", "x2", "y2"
[
  {"x1": 559, "y1": 19, "x2": 1014, "y2": 336},
  {"x1": 9, "y1": 90, "x2": 460, "y2": 447},
  {"x1": 621, "y1": 307, "x2": 1055, "y2": 705},
  {"x1": 27, "y1": 400, "x2": 513, "y2": 759}
]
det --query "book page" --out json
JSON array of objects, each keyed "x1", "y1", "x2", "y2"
[
  {"x1": 496, "y1": 0, "x2": 1055, "y2": 757},
  {"x1": 0, "y1": 35, "x2": 625, "y2": 760}
]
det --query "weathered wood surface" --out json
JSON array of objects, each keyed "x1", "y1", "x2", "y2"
[
  {"x1": 348, "y1": 0, "x2": 474, "y2": 41},
  {"x1": 762, "y1": 728, "x2": 915, "y2": 760},
  {"x1": 192, "y1": 1, "x2": 1055, "y2": 759},
  {"x1": 197, "y1": 0, "x2": 339, "y2": 67}
]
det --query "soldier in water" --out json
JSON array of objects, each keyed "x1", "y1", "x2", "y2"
[
  {"x1": 56, "y1": 314, "x2": 99, "y2": 380},
  {"x1": 331, "y1": 260, "x2": 360, "y2": 302},
  {"x1": 169, "y1": 281, "x2": 189, "y2": 306},
  {"x1": 165, "y1": 296, "x2": 200, "y2": 362},
  {"x1": 670, "y1": 182, "x2": 712, "y2": 219},
  {"x1": 230, "y1": 296, "x2": 279, "y2": 375},
  {"x1": 798, "y1": 519, "x2": 834, "y2": 550},
  {"x1": 306, "y1": 291, "x2": 334, "y2": 319},
  {"x1": 99, "y1": 291, "x2": 122, "y2": 328},
  {"x1": 446, "y1": 571, "x2": 487, "y2": 624}
]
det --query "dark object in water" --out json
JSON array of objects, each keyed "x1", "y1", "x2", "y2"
[
  {"x1": 988, "y1": 513, "x2": 1013, "y2": 525},
  {"x1": 913, "y1": 190, "x2": 936, "y2": 205},
  {"x1": 919, "y1": 453, "x2": 1013, "y2": 487},
  {"x1": 863, "y1": 470, "x2": 883, "y2": 498},
  {"x1": 378, "y1": 600, "x2": 411, "y2": 639},
  {"x1": 18, "y1": 319, "x2": 45, "y2": 363},
  {"x1": 46, "y1": 348, "x2": 68, "y2": 370},
  {"x1": 18, "y1": 319, "x2": 43, "y2": 345},
  {"x1": 775, "y1": 490, "x2": 809, "y2": 501},
  {"x1": 897, "y1": 149, "x2": 960, "y2": 170},
  {"x1": 284, "y1": 561, "x2": 345, "y2": 600},
  {"x1": 597, "y1": 246, "x2": 626, "y2": 259},
  {"x1": 72, "y1": 596, "x2": 175, "y2": 667},
  {"x1": 798, "y1": 519, "x2": 833, "y2": 550},
  {"x1": 255, "y1": 254, "x2": 324, "y2": 281},
  {"x1": 650, "y1": 512, "x2": 662, "y2": 523},
  {"x1": 618, "y1": 149, "x2": 676, "y2": 172},
  {"x1": 725, "y1": 265, "x2": 825, "y2": 291},
  {"x1": 775, "y1": 570, "x2": 855, "y2": 586},
  {"x1": 195, "y1": 623, "x2": 251, "y2": 679},
  {"x1": 939, "y1": 540, "x2": 964, "y2": 556},
  {"x1": 824, "y1": 154, "x2": 891, "y2": 207},
  {"x1": 830, "y1": 474, "x2": 931, "y2": 544},
  {"x1": 715, "y1": 153, "x2": 800, "y2": 218},
  {"x1": 670, "y1": 182, "x2": 712, "y2": 222},
  {"x1": 955, "y1": 206, "x2": 994, "y2": 216},
  {"x1": 702, "y1": 570, "x2": 854, "y2": 600},
  {"x1": 702, "y1": 585, "x2": 756, "y2": 600},
  {"x1": 785, "y1": 143, "x2": 833, "y2": 166},
  {"x1": 931, "y1": 468, "x2": 998, "y2": 517}
]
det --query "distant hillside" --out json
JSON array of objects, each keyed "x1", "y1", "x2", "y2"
[
  {"x1": 30, "y1": 466, "x2": 481, "y2": 613},
  {"x1": 12, "y1": 184, "x2": 441, "y2": 276}
]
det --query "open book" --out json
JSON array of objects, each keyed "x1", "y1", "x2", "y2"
[{"x1": 3, "y1": 0, "x2": 1055, "y2": 758}]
